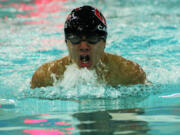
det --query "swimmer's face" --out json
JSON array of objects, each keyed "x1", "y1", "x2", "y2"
[{"x1": 66, "y1": 35, "x2": 106, "y2": 69}]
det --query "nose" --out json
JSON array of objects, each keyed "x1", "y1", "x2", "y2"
[{"x1": 79, "y1": 40, "x2": 90, "y2": 52}]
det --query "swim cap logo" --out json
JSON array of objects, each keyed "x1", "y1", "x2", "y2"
[
  {"x1": 75, "y1": 8, "x2": 80, "y2": 11},
  {"x1": 97, "y1": 24, "x2": 106, "y2": 31},
  {"x1": 95, "y1": 9, "x2": 106, "y2": 25}
]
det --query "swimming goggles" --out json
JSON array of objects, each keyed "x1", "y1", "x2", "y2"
[{"x1": 66, "y1": 34, "x2": 105, "y2": 44}]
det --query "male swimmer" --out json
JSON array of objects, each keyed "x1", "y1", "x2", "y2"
[{"x1": 30, "y1": 5, "x2": 147, "y2": 89}]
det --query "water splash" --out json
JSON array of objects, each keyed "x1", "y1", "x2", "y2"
[
  {"x1": 20, "y1": 64, "x2": 159, "y2": 100},
  {"x1": 56, "y1": 64, "x2": 99, "y2": 89}
]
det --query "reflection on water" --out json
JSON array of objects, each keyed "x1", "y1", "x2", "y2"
[
  {"x1": 0, "y1": 107, "x2": 150, "y2": 135},
  {"x1": 73, "y1": 108, "x2": 149, "y2": 135},
  {"x1": 0, "y1": 0, "x2": 67, "y2": 24},
  {"x1": 0, "y1": 97, "x2": 179, "y2": 134}
]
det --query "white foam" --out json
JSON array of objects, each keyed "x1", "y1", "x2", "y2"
[
  {"x1": 15, "y1": 63, "x2": 158, "y2": 100},
  {"x1": 50, "y1": 64, "x2": 107, "y2": 99},
  {"x1": 56, "y1": 64, "x2": 98, "y2": 89}
]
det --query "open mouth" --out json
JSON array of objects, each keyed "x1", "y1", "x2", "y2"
[{"x1": 79, "y1": 55, "x2": 92, "y2": 68}]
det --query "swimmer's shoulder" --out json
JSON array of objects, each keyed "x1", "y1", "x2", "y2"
[
  {"x1": 30, "y1": 56, "x2": 70, "y2": 89},
  {"x1": 104, "y1": 52, "x2": 124, "y2": 61},
  {"x1": 103, "y1": 52, "x2": 127, "y2": 67},
  {"x1": 104, "y1": 52, "x2": 146, "y2": 85},
  {"x1": 120, "y1": 58, "x2": 146, "y2": 84}
]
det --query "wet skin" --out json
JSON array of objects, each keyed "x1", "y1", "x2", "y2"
[{"x1": 30, "y1": 37, "x2": 146, "y2": 89}]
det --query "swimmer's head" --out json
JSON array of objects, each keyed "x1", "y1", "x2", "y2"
[
  {"x1": 64, "y1": 5, "x2": 107, "y2": 41},
  {"x1": 64, "y1": 6, "x2": 107, "y2": 69}
]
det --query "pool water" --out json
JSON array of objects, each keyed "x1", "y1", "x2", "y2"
[{"x1": 0, "y1": 0, "x2": 180, "y2": 134}]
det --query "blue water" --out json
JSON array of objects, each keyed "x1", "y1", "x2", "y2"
[{"x1": 0, "y1": 0, "x2": 180, "y2": 134}]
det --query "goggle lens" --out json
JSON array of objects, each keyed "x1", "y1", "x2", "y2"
[{"x1": 67, "y1": 35, "x2": 102, "y2": 44}]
